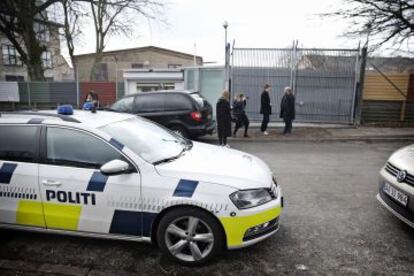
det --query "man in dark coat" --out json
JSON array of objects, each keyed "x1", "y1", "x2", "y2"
[
  {"x1": 233, "y1": 94, "x2": 249, "y2": 137},
  {"x1": 280, "y1": 86, "x2": 295, "y2": 135},
  {"x1": 216, "y1": 90, "x2": 232, "y2": 146},
  {"x1": 260, "y1": 84, "x2": 272, "y2": 135}
]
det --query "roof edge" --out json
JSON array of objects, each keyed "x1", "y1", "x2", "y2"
[{"x1": 74, "y1": 45, "x2": 203, "y2": 60}]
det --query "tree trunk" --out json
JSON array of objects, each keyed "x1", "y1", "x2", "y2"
[{"x1": 21, "y1": 2, "x2": 46, "y2": 81}]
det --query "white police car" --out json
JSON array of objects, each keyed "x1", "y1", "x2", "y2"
[{"x1": 0, "y1": 106, "x2": 283, "y2": 265}]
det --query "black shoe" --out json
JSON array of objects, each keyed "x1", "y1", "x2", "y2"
[{"x1": 244, "y1": 134, "x2": 249, "y2": 138}]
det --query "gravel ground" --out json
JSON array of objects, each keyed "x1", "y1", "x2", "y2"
[{"x1": 1, "y1": 141, "x2": 414, "y2": 275}]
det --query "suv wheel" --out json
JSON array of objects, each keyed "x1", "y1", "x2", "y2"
[
  {"x1": 170, "y1": 125, "x2": 188, "y2": 138},
  {"x1": 157, "y1": 208, "x2": 224, "y2": 266}
]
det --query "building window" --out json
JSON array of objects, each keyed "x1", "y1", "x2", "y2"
[
  {"x1": 168, "y1": 64, "x2": 182, "y2": 69},
  {"x1": 2, "y1": 45, "x2": 22, "y2": 66},
  {"x1": 34, "y1": 23, "x2": 50, "y2": 42},
  {"x1": 131, "y1": 63, "x2": 144, "y2": 69},
  {"x1": 5, "y1": 75, "x2": 25, "y2": 82},
  {"x1": 41, "y1": 51, "x2": 52, "y2": 68}
]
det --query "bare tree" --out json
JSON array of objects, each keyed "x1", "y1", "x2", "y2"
[
  {"x1": 60, "y1": 0, "x2": 87, "y2": 83},
  {"x1": 88, "y1": 0, "x2": 164, "y2": 81},
  {"x1": 327, "y1": 0, "x2": 414, "y2": 51},
  {"x1": 0, "y1": 0, "x2": 62, "y2": 80}
]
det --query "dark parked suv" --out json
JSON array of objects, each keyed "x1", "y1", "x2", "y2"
[{"x1": 110, "y1": 91, "x2": 215, "y2": 138}]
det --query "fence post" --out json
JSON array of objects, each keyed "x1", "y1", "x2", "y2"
[
  {"x1": 76, "y1": 66, "x2": 80, "y2": 108},
  {"x1": 355, "y1": 47, "x2": 367, "y2": 125},
  {"x1": 350, "y1": 44, "x2": 360, "y2": 124},
  {"x1": 26, "y1": 82, "x2": 32, "y2": 109}
]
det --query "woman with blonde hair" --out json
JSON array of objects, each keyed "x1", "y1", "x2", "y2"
[
  {"x1": 216, "y1": 90, "x2": 232, "y2": 146},
  {"x1": 280, "y1": 86, "x2": 295, "y2": 135}
]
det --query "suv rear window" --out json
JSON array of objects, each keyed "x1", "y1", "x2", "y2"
[
  {"x1": 0, "y1": 126, "x2": 38, "y2": 162},
  {"x1": 135, "y1": 94, "x2": 166, "y2": 113},
  {"x1": 164, "y1": 94, "x2": 193, "y2": 111}
]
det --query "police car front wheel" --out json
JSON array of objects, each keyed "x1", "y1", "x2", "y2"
[{"x1": 157, "y1": 208, "x2": 224, "y2": 265}]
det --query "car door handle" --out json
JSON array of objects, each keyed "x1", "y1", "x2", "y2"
[{"x1": 42, "y1": 180, "x2": 62, "y2": 187}]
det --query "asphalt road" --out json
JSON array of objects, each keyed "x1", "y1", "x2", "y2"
[{"x1": 1, "y1": 141, "x2": 414, "y2": 275}]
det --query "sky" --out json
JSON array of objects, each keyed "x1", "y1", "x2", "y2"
[{"x1": 71, "y1": 0, "x2": 375, "y2": 64}]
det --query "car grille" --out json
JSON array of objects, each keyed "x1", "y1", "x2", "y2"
[
  {"x1": 385, "y1": 162, "x2": 414, "y2": 187},
  {"x1": 243, "y1": 218, "x2": 279, "y2": 241}
]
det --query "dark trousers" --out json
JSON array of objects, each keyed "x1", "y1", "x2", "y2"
[
  {"x1": 234, "y1": 114, "x2": 250, "y2": 135},
  {"x1": 283, "y1": 118, "x2": 293, "y2": 134},
  {"x1": 218, "y1": 133, "x2": 227, "y2": 145},
  {"x1": 261, "y1": 113, "x2": 270, "y2": 132}
]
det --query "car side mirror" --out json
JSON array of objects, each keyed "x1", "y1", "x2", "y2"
[{"x1": 100, "y1": 159, "x2": 134, "y2": 175}]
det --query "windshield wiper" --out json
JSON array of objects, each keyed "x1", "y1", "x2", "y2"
[
  {"x1": 153, "y1": 146, "x2": 187, "y2": 165},
  {"x1": 153, "y1": 155, "x2": 180, "y2": 165},
  {"x1": 162, "y1": 139, "x2": 180, "y2": 144}
]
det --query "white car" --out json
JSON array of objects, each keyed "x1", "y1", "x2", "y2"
[
  {"x1": 0, "y1": 107, "x2": 283, "y2": 265},
  {"x1": 377, "y1": 144, "x2": 414, "y2": 227}
]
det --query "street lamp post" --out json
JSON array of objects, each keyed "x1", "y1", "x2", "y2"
[{"x1": 223, "y1": 20, "x2": 229, "y2": 90}]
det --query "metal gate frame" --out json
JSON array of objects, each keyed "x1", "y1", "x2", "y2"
[{"x1": 230, "y1": 44, "x2": 361, "y2": 124}]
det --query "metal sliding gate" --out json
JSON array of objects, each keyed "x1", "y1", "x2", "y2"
[{"x1": 231, "y1": 47, "x2": 360, "y2": 124}]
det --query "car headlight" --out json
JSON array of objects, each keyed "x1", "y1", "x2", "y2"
[{"x1": 230, "y1": 189, "x2": 272, "y2": 209}]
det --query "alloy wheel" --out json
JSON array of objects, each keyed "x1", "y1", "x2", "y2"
[{"x1": 164, "y1": 216, "x2": 214, "y2": 262}]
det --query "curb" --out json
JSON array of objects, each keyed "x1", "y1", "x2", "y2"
[
  {"x1": 199, "y1": 136, "x2": 414, "y2": 143},
  {"x1": 0, "y1": 259, "x2": 139, "y2": 276}
]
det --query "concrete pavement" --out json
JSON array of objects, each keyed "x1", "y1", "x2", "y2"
[{"x1": 202, "y1": 125, "x2": 414, "y2": 143}]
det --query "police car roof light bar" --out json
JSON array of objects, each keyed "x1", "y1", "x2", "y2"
[{"x1": 0, "y1": 112, "x2": 81, "y2": 123}]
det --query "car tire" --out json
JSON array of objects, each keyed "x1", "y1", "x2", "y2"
[
  {"x1": 157, "y1": 207, "x2": 224, "y2": 266},
  {"x1": 169, "y1": 125, "x2": 189, "y2": 139},
  {"x1": 0, "y1": 229, "x2": 13, "y2": 242}
]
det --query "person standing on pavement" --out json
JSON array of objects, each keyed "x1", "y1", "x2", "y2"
[
  {"x1": 260, "y1": 84, "x2": 272, "y2": 135},
  {"x1": 280, "y1": 86, "x2": 295, "y2": 135},
  {"x1": 216, "y1": 90, "x2": 232, "y2": 147},
  {"x1": 233, "y1": 94, "x2": 250, "y2": 137},
  {"x1": 83, "y1": 90, "x2": 100, "y2": 112}
]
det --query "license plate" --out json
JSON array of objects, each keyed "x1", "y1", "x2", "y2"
[{"x1": 383, "y1": 182, "x2": 408, "y2": 207}]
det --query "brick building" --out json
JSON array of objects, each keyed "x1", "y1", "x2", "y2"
[
  {"x1": 73, "y1": 46, "x2": 203, "y2": 82},
  {"x1": 0, "y1": 21, "x2": 73, "y2": 81}
]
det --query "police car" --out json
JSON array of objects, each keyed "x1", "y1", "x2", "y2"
[{"x1": 0, "y1": 106, "x2": 283, "y2": 265}]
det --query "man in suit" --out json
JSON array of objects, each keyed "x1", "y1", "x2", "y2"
[{"x1": 260, "y1": 84, "x2": 272, "y2": 135}]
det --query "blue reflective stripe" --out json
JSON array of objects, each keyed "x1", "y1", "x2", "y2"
[
  {"x1": 109, "y1": 210, "x2": 141, "y2": 236},
  {"x1": 28, "y1": 118, "x2": 44, "y2": 124},
  {"x1": 173, "y1": 179, "x2": 199, "y2": 198},
  {"x1": 0, "y1": 163, "x2": 18, "y2": 184},
  {"x1": 109, "y1": 138, "x2": 124, "y2": 151},
  {"x1": 109, "y1": 210, "x2": 157, "y2": 237},
  {"x1": 86, "y1": 172, "x2": 108, "y2": 192},
  {"x1": 142, "y1": 212, "x2": 157, "y2": 237}
]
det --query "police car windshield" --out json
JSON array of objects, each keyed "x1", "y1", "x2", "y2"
[{"x1": 100, "y1": 117, "x2": 188, "y2": 164}]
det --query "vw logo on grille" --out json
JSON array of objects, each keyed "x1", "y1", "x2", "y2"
[{"x1": 397, "y1": 170, "x2": 407, "y2": 183}]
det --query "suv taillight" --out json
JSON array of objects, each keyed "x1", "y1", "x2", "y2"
[{"x1": 190, "y1": 111, "x2": 202, "y2": 122}]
